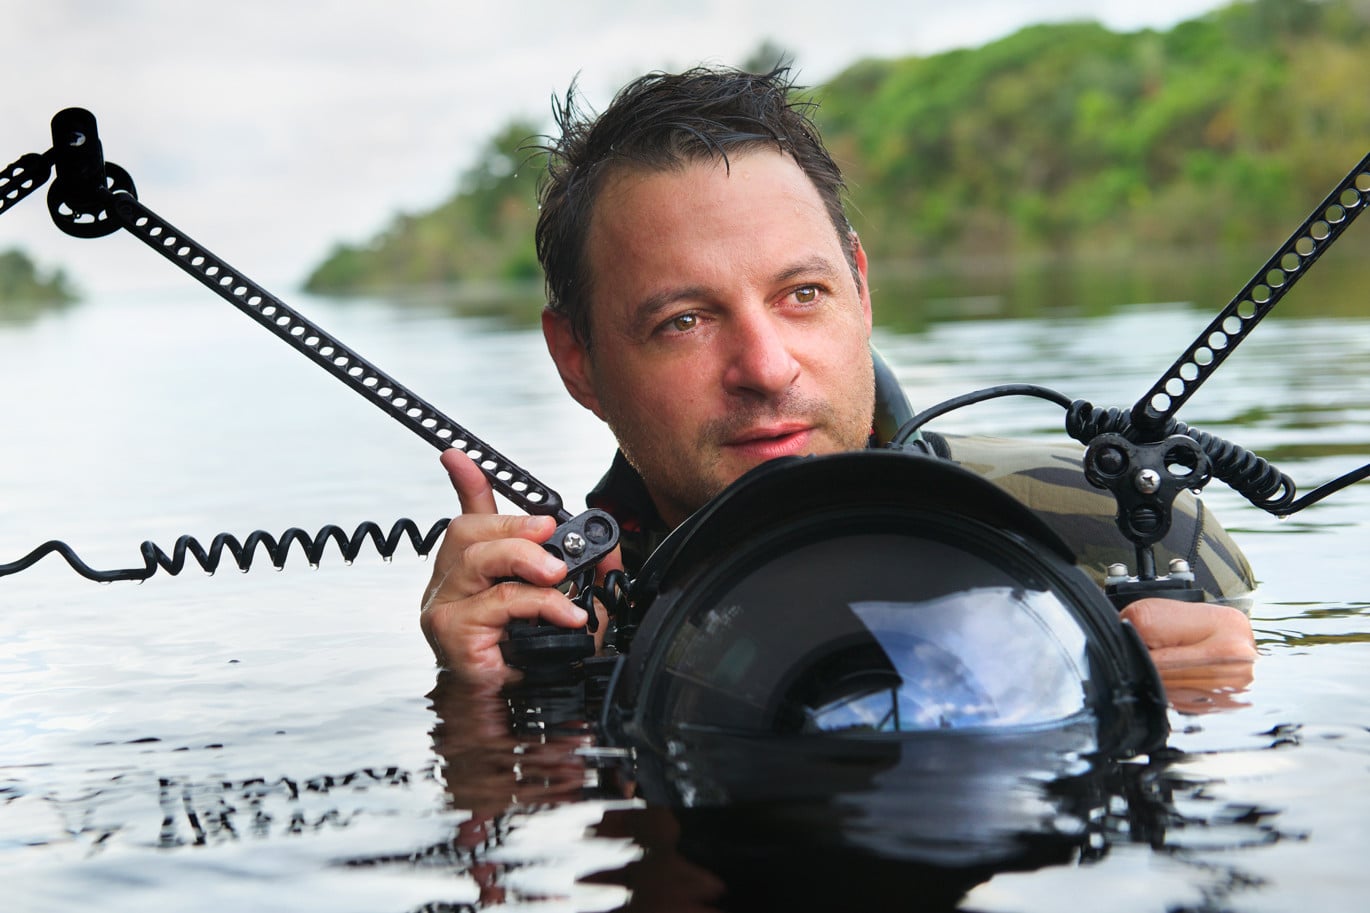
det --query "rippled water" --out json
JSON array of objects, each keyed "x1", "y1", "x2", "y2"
[{"x1": 2, "y1": 247, "x2": 1369, "y2": 910}]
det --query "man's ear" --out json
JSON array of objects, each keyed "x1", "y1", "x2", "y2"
[
  {"x1": 851, "y1": 232, "x2": 873, "y2": 334},
  {"x1": 542, "y1": 308, "x2": 605, "y2": 419}
]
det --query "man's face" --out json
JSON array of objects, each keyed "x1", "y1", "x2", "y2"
[{"x1": 544, "y1": 149, "x2": 875, "y2": 527}]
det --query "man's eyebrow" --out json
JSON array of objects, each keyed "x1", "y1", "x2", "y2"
[
  {"x1": 772, "y1": 255, "x2": 844, "y2": 285},
  {"x1": 630, "y1": 286, "x2": 711, "y2": 328},
  {"x1": 626, "y1": 256, "x2": 846, "y2": 329}
]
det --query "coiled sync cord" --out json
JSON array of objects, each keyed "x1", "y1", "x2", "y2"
[
  {"x1": 891, "y1": 383, "x2": 1369, "y2": 518},
  {"x1": 0, "y1": 109, "x2": 588, "y2": 587},
  {"x1": 4, "y1": 114, "x2": 1366, "y2": 582},
  {"x1": 0, "y1": 518, "x2": 452, "y2": 583}
]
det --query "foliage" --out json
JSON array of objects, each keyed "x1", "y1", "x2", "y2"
[
  {"x1": 304, "y1": 121, "x2": 545, "y2": 293},
  {"x1": 817, "y1": 0, "x2": 1370, "y2": 260},
  {"x1": 741, "y1": 39, "x2": 796, "y2": 74},
  {"x1": 0, "y1": 248, "x2": 76, "y2": 310},
  {"x1": 304, "y1": 0, "x2": 1370, "y2": 292}
]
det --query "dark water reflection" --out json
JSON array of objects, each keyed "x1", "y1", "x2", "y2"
[
  {"x1": 415, "y1": 673, "x2": 1308, "y2": 913},
  {"x1": 3, "y1": 244, "x2": 1369, "y2": 910},
  {"x1": 873, "y1": 244, "x2": 1369, "y2": 330}
]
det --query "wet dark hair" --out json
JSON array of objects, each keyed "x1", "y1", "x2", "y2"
[{"x1": 534, "y1": 66, "x2": 855, "y2": 347}]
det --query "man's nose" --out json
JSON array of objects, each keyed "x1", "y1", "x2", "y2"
[{"x1": 722, "y1": 309, "x2": 801, "y2": 397}]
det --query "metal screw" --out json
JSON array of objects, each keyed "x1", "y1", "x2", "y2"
[
  {"x1": 1106, "y1": 563, "x2": 1130, "y2": 578},
  {"x1": 562, "y1": 532, "x2": 586, "y2": 557},
  {"x1": 1135, "y1": 468, "x2": 1162, "y2": 495},
  {"x1": 1168, "y1": 557, "x2": 1192, "y2": 575}
]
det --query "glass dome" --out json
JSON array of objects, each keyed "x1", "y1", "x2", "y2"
[{"x1": 605, "y1": 450, "x2": 1166, "y2": 758}]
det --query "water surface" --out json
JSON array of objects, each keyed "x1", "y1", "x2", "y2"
[{"x1": 3, "y1": 250, "x2": 1369, "y2": 910}]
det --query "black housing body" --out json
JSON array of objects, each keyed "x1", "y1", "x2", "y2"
[{"x1": 602, "y1": 450, "x2": 1169, "y2": 777}]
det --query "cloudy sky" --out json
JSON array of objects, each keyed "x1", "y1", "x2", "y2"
[{"x1": 4, "y1": 0, "x2": 1229, "y2": 295}]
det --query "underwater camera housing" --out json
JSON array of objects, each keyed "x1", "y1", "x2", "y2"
[{"x1": 602, "y1": 449, "x2": 1169, "y2": 770}]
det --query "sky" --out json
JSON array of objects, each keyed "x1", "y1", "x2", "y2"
[{"x1": 3, "y1": 0, "x2": 1232, "y2": 295}]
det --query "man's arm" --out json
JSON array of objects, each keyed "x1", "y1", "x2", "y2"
[{"x1": 420, "y1": 449, "x2": 611, "y2": 683}]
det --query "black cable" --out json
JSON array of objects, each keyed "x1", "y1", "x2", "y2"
[
  {"x1": 890, "y1": 384, "x2": 1074, "y2": 445},
  {"x1": 1062, "y1": 399, "x2": 1297, "y2": 512},
  {"x1": 892, "y1": 385, "x2": 1368, "y2": 519},
  {"x1": 0, "y1": 518, "x2": 451, "y2": 583},
  {"x1": 1275, "y1": 463, "x2": 1370, "y2": 516}
]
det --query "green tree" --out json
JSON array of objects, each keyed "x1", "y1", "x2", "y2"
[
  {"x1": 816, "y1": 0, "x2": 1370, "y2": 259},
  {"x1": 741, "y1": 39, "x2": 796, "y2": 74},
  {"x1": 305, "y1": 0, "x2": 1370, "y2": 292},
  {"x1": 0, "y1": 248, "x2": 76, "y2": 311},
  {"x1": 304, "y1": 120, "x2": 544, "y2": 293}
]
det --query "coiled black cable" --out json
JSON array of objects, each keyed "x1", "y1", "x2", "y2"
[
  {"x1": 0, "y1": 518, "x2": 451, "y2": 583},
  {"x1": 591, "y1": 568, "x2": 635, "y2": 653},
  {"x1": 7, "y1": 385, "x2": 1361, "y2": 585},
  {"x1": 592, "y1": 569, "x2": 632, "y2": 617},
  {"x1": 893, "y1": 383, "x2": 1364, "y2": 517},
  {"x1": 1061, "y1": 399, "x2": 1295, "y2": 512}
]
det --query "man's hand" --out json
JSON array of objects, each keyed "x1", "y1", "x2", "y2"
[
  {"x1": 1122, "y1": 598, "x2": 1257, "y2": 713},
  {"x1": 420, "y1": 449, "x2": 613, "y2": 683},
  {"x1": 1121, "y1": 598, "x2": 1257, "y2": 667}
]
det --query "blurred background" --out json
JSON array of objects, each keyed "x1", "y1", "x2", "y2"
[{"x1": 3, "y1": 0, "x2": 1238, "y2": 297}]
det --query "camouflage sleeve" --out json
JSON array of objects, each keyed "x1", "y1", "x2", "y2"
[{"x1": 923, "y1": 433, "x2": 1256, "y2": 609}]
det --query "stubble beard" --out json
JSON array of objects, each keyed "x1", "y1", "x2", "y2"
[{"x1": 618, "y1": 384, "x2": 875, "y2": 528}]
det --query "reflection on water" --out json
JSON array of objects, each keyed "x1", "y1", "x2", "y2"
[
  {"x1": 874, "y1": 243, "x2": 1370, "y2": 331},
  {"x1": 2, "y1": 246, "x2": 1370, "y2": 910}
]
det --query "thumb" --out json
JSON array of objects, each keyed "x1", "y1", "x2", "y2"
[{"x1": 441, "y1": 448, "x2": 497, "y2": 515}]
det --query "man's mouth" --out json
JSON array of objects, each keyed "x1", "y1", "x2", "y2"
[{"x1": 722, "y1": 424, "x2": 816, "y2": 461}]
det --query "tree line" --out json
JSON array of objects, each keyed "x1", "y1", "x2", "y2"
[
  {"x1": 0, "y1": 249, "x2": 76, "y2": 313},
  {"x1": 304, "y1": 0, "x2": 1370, "y2": 294}
]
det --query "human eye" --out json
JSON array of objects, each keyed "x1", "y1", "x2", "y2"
[
  {"x1": 785, "y1": 284, "x2": 824, "y2": 308},
  {"x1": 658, "y1": 311, "x2": 701, "y2": 335}
]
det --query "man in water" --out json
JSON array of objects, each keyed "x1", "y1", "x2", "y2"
[{"x1": 420, "y1": 66, "x2": 1257, "y2": 685}]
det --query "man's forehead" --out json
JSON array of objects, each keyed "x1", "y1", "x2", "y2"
[
  {"x1": 585, "y1": 150, "x2": 830, "y2": 266},
  {"x1": 591, "y1": 154, "x2": 738, "y2": 222},
  {"x1": 591, "y1": 145, "x2": 819, "y2": 214}
]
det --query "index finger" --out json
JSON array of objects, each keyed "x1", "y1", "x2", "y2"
[{"x1": 441, "y1": 448, "x2": 497, "y2": 515}]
